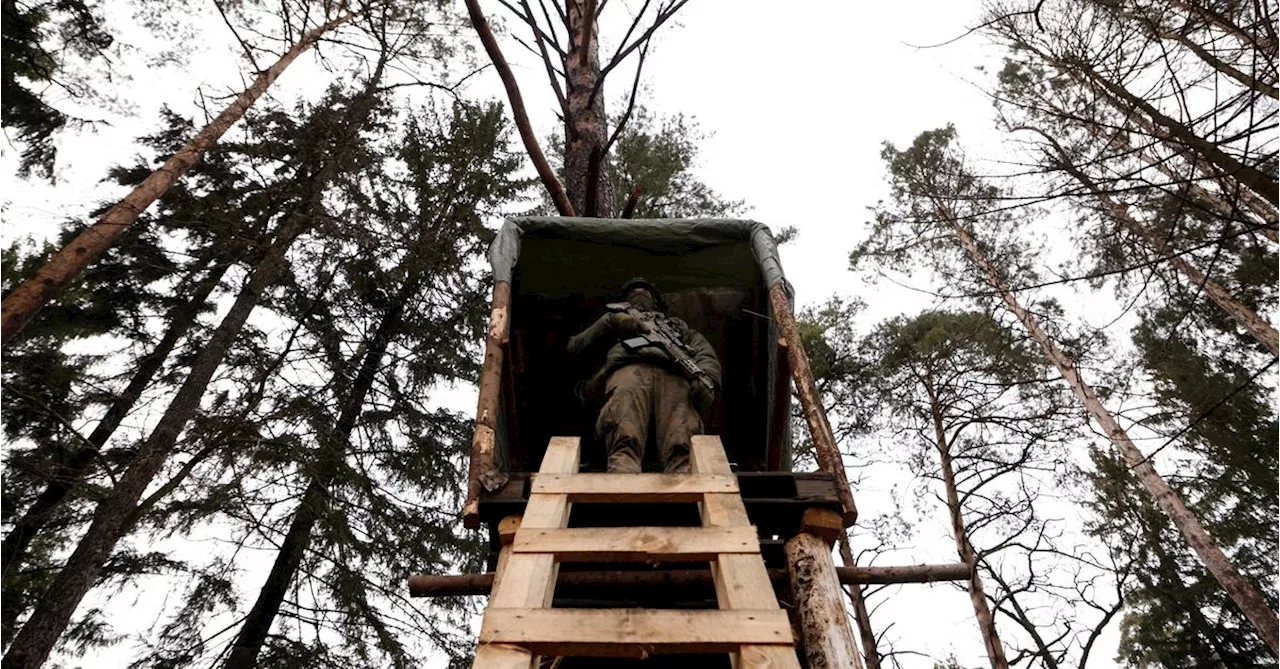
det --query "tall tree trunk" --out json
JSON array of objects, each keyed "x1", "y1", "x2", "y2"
[
  {"x1": 563, "y1": 0, "x2": 615, "y2": 216},
  {"x1": 1050, "y1": 147, "x2": 1280, "y2": 355},
  {"x1": 1066, "y1": 55, "x2": 1279, "y2": 203},
  {"x1": 1111, "y1": 2, "x2": 1280, "y2": 98},
  {"x1": 1132, "y1": 143, "x2": 1279, "y2": 242},
  {"x1": 1168, "y1": 0, "x2": 1278, "y2": 61},
  {"x1": 924, "y1": 380, "x2": 1009, "y2": 669},
  {"x1": 0, "y1": 257, "x2": 232, "y2": 640},
  {"x1": 946, "y1": 217, "x2": 1280, "y2": 654},
  {"x1": 1, "y1": 72, "x2": 382, "y2": 669},
  {"x1": 222, "y1": 275, "x2": 416, "y2": 669},
  {"x1": 0, "y1": 13, "x2": 353, "y2": 346}
]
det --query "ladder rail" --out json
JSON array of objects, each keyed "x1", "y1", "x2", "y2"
[{"x1": 473, "y1": 435, "x2": 801, "y2": 669}]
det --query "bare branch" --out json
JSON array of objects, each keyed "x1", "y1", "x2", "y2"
[{"x1": 464, "y1": 0, "x2": 575, "y2": 216}]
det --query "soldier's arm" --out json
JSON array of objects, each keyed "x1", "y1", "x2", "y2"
[
  {"x1": 567, "y1": 311, "x2": 642, "y2": 356},
  {"x1": 567, "y1": 314, "x2": 614, "y2": 357},
  {"x1": 681, "y1": 325, "x2": 722, "y2": 389}
]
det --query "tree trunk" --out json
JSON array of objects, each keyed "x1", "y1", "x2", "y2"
[
  {"x1": 0, "y1": 257, "x2": 232, "y2": 639},
  {"x1": 0, "y1": 13, "x2": 352, "y2": 346},
  {"x1": 948, "y1": 220, "x2": 1280, "y2": 654},
  {"x1": 1072, "y1": 57, "x2": 1278, "y2": 203},
  {"x1": 925, "y1": 381, "x2": 1010, "y2": 669},
  {"x1": 786, "y1": 531, "x2": 862, "y2": 669},
  {"x1": 1053, "y1": 150, "x2": 1280, "y2": 355},
  {"x1": 563, "y1": 0, "x2": 615, "y2": 216},
  {"x1": 1167, "y1": 0, "x2": 1278, "y2": 61},
  {"x1": 1, "y1": 69, "x2": 382, "y2": 669},
  {"x1": 982, "y1": 568, "x2": 1063, "y2": 669},
  {"x1": 833, "y1": 534, "x2": 880, "y2": 669},
  {"x1": 222, "y1": 276, "x2": 415, "y2": 669},
  {"x1": 1114, "y1": 2, "x2": 1280, "y2": 99},
  {"x1": 1133, "y1": 144, "x2": 1279, "y2": 242}
]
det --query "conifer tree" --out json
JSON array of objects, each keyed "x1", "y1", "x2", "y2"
[
  {"x1": 217, "y1": 100, "x2": 524, "y2": 669},
  {"x1": 860, "y1": 309, "x2": 1077, "y2": 669},
  {"x1": 2, "y1": 63, "x2": 392, "y2": 669},
  {"x1": 1, "y1": 0, "x2": 114, "y2": 176},
  {"x1": 0, "y1": 3, "x2": 357, "y2": 345},
  {"x1": 853, "y1": 125, "x2": 1278, "y2": 654}
]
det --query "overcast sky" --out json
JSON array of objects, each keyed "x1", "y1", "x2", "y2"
[{"x1": 1, "y1": 1, "x2": 1133, "y2": 666}]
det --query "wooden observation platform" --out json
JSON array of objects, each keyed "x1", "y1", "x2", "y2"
[{"x1": 409, "y1": 218, "x2": 970, "y2": 668}]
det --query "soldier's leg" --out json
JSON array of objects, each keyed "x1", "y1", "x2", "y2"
[
  {"x1": 595, "y1": 365, "x2": 651, "y2": 473},
  {"x1": 653, "y1": 368, "x2": 704, "y2": 474}
]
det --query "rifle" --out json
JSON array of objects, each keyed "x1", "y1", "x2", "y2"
[{"x1": 605, "y1": 303, "x2": 716, "y2": 392}]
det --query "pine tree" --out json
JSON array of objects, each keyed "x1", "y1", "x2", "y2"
[
  {"x1": 0, "y1": 106, "x2": 261, "y2": 623},
  {"x1": 0, "y1": 0, "x2": 114, "y2": 176},
  {"x1": 0, "y1": 5, "x2": 357, "y2": 345},
  {"x1": 854, "y1": 125, "x2": 1278, "y2": 654},
  {"x1": 215, "y1": 100, "x2": 525, "y2": 669},
  {"x1": 2, "y1": 67, "x2": 391, "y2": 669},
  {"x1": 859, "y1": 309, "x2": 1077, "y2": 669}
]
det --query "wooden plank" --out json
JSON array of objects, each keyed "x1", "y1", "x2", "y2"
[
  {"x1": 475, "y1": 438, "x2": 580, "y2": 668},
  {"x1": 474, "y1": 522, "x2": 532, "y2": 668},
  {"x1": 691, "y1": 435, "x2": 735, "y2": 476},
  {"x1": 479, "y1": 608, "x2": 794, "y2": 656},
  {"x1": 531, "y1": 472, "x2": 738, "y2": 501},
  {"x1": 514, "y1": 526, "x2": 759, "y2": 562},
  {"x1": 692, "y1": 436, "x2": 799, "y2": 668}
]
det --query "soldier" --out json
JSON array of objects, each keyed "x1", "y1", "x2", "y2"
[{"x1": 568, "y1": 278, "x2": 722, "y2": 473}]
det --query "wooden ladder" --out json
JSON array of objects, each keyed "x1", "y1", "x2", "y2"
[{"x1": 473, "y1": 434, "x2": 801, "y2": 668}]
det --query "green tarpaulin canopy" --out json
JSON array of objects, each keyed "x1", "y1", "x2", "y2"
[{"x1": 488, "y1": 216, "x2": 793, "y2": 473}]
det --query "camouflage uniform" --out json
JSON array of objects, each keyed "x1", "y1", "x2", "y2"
[{"x1": 568, "y1": 301, "x2": 721, "y2": 473}]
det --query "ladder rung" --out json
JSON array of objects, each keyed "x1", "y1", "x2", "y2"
[
  {"x1": 479, "y1": 608, "x2": 794, "y2": 656},
  {"x1": 513, "y1": 526, "x2": 759, "y2": 562},
  {"x1": 531, "y1": 473, "x2": 738, "y2": 501}
]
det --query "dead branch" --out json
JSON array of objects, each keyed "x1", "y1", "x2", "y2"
[{"x1": 464, "y1": 0, "x2": 575, "y2": 216}]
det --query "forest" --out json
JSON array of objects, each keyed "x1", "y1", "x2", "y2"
[{"x1": 0, "y1": 0, "x2": 1275, "y2": 667}]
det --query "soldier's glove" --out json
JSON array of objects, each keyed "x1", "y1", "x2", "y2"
[
  {"x1": 692, "y1": 381, "x2": 716, "y2": 412},
  {"x1": 608, "y1": 312, "x2": 646, "y2": 335}
]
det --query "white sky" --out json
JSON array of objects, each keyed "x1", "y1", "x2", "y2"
[{"x1": 0, "y1": 1, "x2": 1146, "y2": 667}]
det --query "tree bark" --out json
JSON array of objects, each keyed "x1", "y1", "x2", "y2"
[
  {"x1": 463, "y1": 280, "x2": 511, "y2": 530},
  {"x1": 948, "y1": 220, "x2": 1280, "y2": 654},
  {"x1": 563, "y1": 0, "x2": 615, "y2": 216},
  {"x1": 786, "y1": 531, "x2": 862, "y2": 669},
  {"x1": 925, "y1": 380, "x2": 1009, "y2": 669},
  {"x1": 0, "y1": 257, "x2": 232, "y2": 637},
  {"x1": 1, "y1": 69, "x2": 380, "y2": 669},
  {"x1": 463, "y1": 0, "x2": 574, "y2": 216},
  {"x1": 222, "y1": 272, "x2": 417, "y2": 669},
  {"x1": 0, "y1": 13, "x2": 353, "y2": 346}
]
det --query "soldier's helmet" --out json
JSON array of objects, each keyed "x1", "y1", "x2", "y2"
[{"x1": 622, "y1": 277, "x2": 665, "y2": 310}]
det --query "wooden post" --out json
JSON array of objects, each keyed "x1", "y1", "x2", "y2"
[
  {"x1": 768, "y1": 284, "x2": 856, "y2": 524},
  {"x1": 768, "y1": 337, "x2": 792, "y2": 471},
  {"x1": 464, "y1": 281, "x2": 512, "y2": 529},
  {"x1": 786, "y1": 508, "x2": 862, "y2": 669}
]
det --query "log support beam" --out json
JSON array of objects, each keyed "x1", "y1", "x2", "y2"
[
  {"x1": 786, "y1": 508, "x2": 862, "y2": 669},
  {"x1": 408, "y1": 562, "x2": 970, "y2": 598}
]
